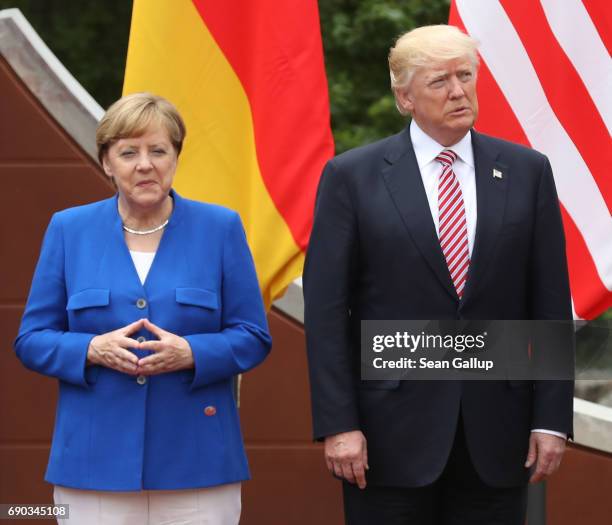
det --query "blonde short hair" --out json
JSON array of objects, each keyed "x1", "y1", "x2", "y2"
[
  {"x1": 389, "y1": 25, "x2": 479, "y2": 115},
  {"x1": 96, "y1": 93, "x2": 186, "y2": 164}
]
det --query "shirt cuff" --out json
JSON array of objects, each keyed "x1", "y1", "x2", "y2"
[{"x1": 531, "y1": 429, "x2": 567, "y2": 439}]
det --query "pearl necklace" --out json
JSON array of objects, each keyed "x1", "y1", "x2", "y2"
[{"x1": 122, "y1": 219, "x2": 169, "y2": 235}]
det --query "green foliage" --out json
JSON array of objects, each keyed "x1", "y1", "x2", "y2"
[
  {"x1": 2, "y1": 0, "x2": 450, "y2": 144},
  {"x1": 0, "y1": 0, "x2": 132, "y2": 109},
  {"x1": 319, "y1": 0, "x2": 451, "y2": 153}
]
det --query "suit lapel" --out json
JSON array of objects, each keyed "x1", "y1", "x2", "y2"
[
  {"x1": 381, "y1": 129, "x2": 458, "y2": 301},
  {"x1": 100, "y1": 195, "x2": 146, "y2": 291},
  {"x1": 461, "y1": 131, "x2": 508, "y2": 305},
  {"x1": 103, "y1": 189, "x2": 187, "y2": 293},
  {"x1": 141, "y1": 190, "x2": 186, "y2": 292}
]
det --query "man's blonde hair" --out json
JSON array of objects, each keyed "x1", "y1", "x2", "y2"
[
  {"x1": 96, "y1": 93, "x2": 186, "y2": 164},
  {"x1": 389, "y1": 25, "x2": 479, "y2": 115}
]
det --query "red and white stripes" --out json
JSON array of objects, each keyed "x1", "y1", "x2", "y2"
[
  {"x1": 437, "y1": 150, "x2": 470, "y2": 299},
  {"x1": 450, "y1": 0, "x2": 612, "y2": 319}
]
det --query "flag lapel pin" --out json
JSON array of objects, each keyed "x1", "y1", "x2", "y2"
[{"x1": 493, "y1": 168, "x2": 503, "y2": 179}]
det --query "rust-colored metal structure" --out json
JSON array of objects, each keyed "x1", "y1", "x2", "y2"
[{"x1": 1, "y1": 8, "x2": 610, "y2": 525}]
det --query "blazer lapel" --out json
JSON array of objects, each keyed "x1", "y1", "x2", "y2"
[
  {"x1": 141, "y1": 189, "x2": 186, "y2": 292},
  {"x1": 381, "y1": 128, "x2": 458, "y2": 301},
  {"x1": 102, "y1": 195, "x2": 146, "y2": 291},
  {"x1": 461, "y1": 130, "x2": 508, "y2": 305}
]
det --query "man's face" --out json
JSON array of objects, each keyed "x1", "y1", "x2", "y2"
[{"x1": 397, "y1": 57, "x2": 478, "y2": 146}]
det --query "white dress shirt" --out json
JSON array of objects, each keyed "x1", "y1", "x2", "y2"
[
  {"x1": 409, "y1": 120, "x2": 566, "y2": 441},
  {"x1": 410, "y1": 120, "x2": 477, "y2": 257}
]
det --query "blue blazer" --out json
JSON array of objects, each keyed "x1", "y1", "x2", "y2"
[{"x1": 15, "y1": 190, "x2": 271, "y2": 490}]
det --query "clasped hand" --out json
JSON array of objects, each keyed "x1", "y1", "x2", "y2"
[{"x1": 86, "y1": 318, "x2": 194, "y2": 376}]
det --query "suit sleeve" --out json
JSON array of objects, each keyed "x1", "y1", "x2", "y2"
[
  {"x1": 184, "y1": 212, "x2": 271, "y2": 389},
  {"x1": 529, "y1": 156, "x2": 574, "y2": 436},
  {"x1": 304, "y1": 159, "x2": 361, "y2": 441},
  {"x1": 14, "y1": 214, "x2": 95, "y2": 388}
]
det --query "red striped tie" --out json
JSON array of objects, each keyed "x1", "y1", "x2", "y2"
[{"x1": 437, "y1": 150, "x2": 470, "y2": 299}]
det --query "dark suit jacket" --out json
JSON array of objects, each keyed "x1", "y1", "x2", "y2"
[{"x1": 303, "y1": 127, "x2": 573, "y2": 488}]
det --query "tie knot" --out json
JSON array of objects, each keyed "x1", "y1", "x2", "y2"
[{"x1": 436, "y1": 149, "x2": 457, "y2": 167}]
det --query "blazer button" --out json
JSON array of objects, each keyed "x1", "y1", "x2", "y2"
[
  {"x1": 137, "y1": 336, "x2": 146, "y2": 343},
  {"x1": 136, "y1": 375, "x2": 147, "y2": 385},
  {"x1": 136, "y1": 298, "x2": 147, "y2": 309},
  {"x1": 204, "y1": 406, "x2": 216, "y2": 416}
]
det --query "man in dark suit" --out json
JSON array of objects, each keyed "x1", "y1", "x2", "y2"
[{"x1": 303, "y1": 25, "x2": 573, "y2": 524}]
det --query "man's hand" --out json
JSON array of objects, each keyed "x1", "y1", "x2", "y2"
[
  {"x1": 324, "y1": 430, "x2": 369, "y2": 489},
  {"x1": 525, "y1": 432, "x2": 566, "y2": 483}
]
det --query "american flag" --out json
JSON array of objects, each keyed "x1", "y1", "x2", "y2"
[{"x1": 449, "y1": 0, "x2": 611, "y2": 320}]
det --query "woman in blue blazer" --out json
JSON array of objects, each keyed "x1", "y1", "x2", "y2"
[{"x1": 15, "y1": 93, "x2": 271, "y2": 524}]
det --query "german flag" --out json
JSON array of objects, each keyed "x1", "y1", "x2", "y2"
[{"x1": 123, "y1": 0, "x2": 334, "y2": 307}]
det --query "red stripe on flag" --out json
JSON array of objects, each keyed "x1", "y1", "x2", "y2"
[
  {"x1": 450, "y1": 4, "x2": 531, "y2": 147},
  {"x1": 192, "y1": 0, "x2": 334, "y2": 251},
  {"x1": 582, "y1": 0, "x2": 612, "y2": 55},
  {"x1": 472, "y1": 61, "x2": 531, "y2": 147},
  {"x1": 560, "y1": 205, "x2": 612, "y2": 319},
  {"x1": 450, "y1": 2, "x2": 610, "y2": 319},
  {"x1": 499, "y1": 0, "x2": 612, "y2": 213}
]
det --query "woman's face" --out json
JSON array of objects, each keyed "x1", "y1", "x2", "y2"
[{"x1": 102, "y1": 125, "x2": 177, "y2": 212}]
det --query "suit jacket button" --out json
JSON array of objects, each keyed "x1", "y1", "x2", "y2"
[
  {"x1": 136, "y1": 375, "x2": 147, "y2": 385},
  {"x1": 136, "y1": 298, "x2": 147, "y2": 309},
  {"x1": 204, "y1": 406, "x2": 216, "y2": 416},
  {"x1": 137, "y1": 336, "x2": 146, "y2": 343}
]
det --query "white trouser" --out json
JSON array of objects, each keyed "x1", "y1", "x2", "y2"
[{"x1": 53, "y1": 483, "x2": 241, "y2": 525}]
